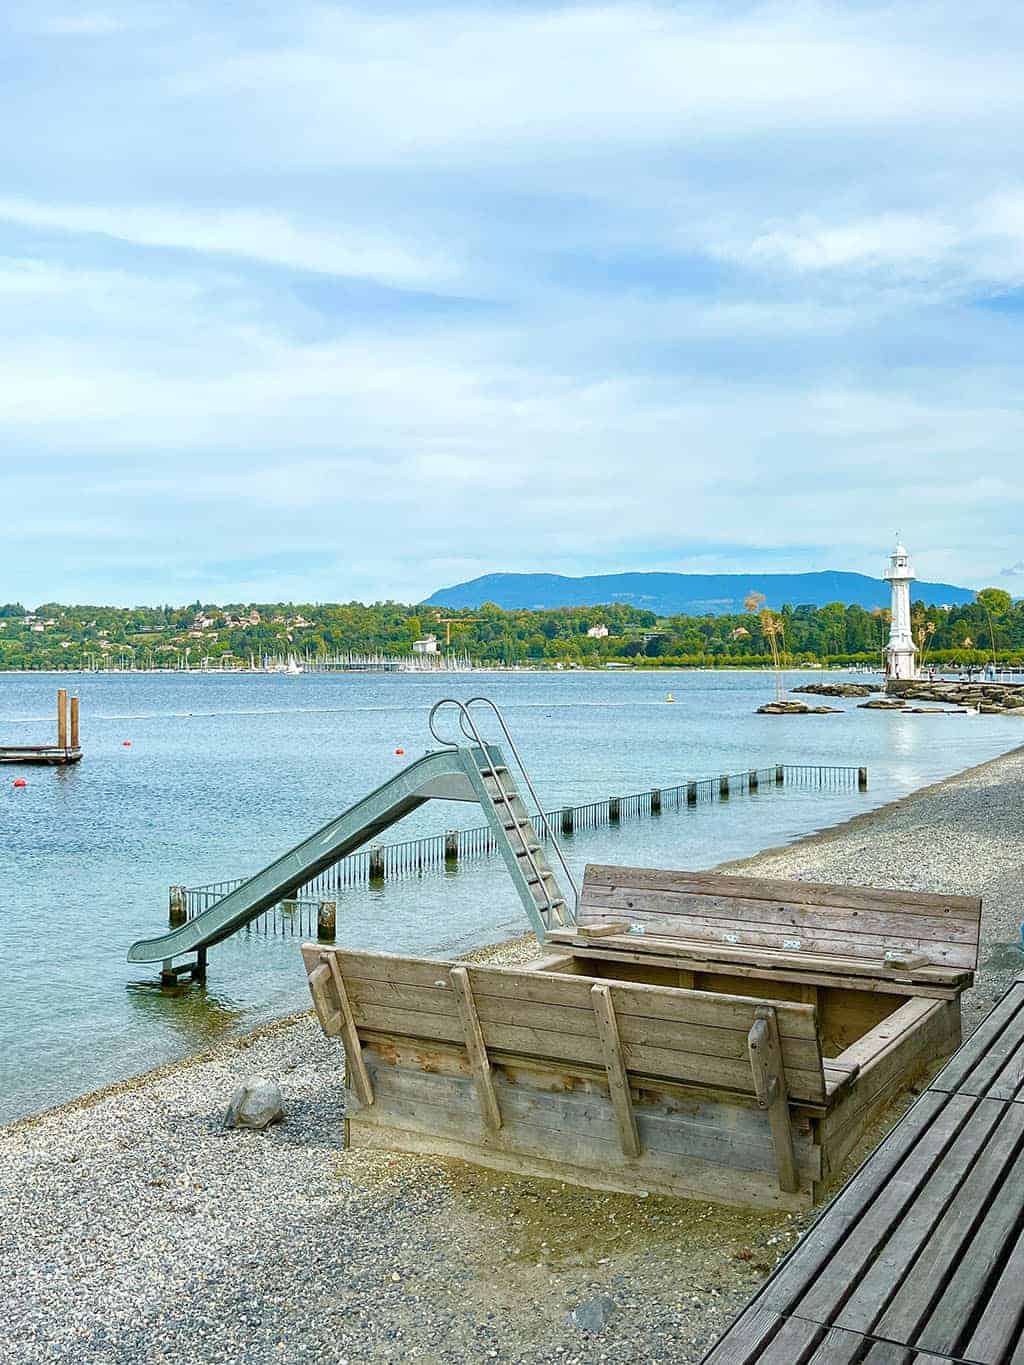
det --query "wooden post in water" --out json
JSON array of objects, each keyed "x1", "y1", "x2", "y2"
[
  {"x1": 686, "y1": 781, "x2": 697, "y2": 805},
  {"x1": 858, "y1": 766, "x2": 868, "y2": 791},
  {"x1": 70, "y1": 695, "x2": 80, "y2": 749},
  {"x1": 608, "y1": 796, "x2": 620, "y2": 824},
  {"x1": 168, "y1": 885, "x2": 187, "y2": 927},
  {"x1": 650, "y1": 788, "x2": 662, "y2": 815},
  {"x1": 317, "y1": 900, "x2": 337, "y2": 943},
  {"x1": 57, "y1": 688, "x2": 68, "y2": 750},
  {"x1": 444, "y1": 830, "x2": 460, "y2": 865},
  {"x1": 775, "y1": 764, "x2": 785, "y2": 785},
  {"x1": 561, "y1": 807, "x2": 574, "y2": 836},
  {"x1": 369, "y1": 845, "x2": 385, "y2": 881},
  {"x1": 719, "y1": 774, "x2": 730, "y2": 799},
  {"x1": 749, "y1": 768, "x2": 759, "y2": 791}
]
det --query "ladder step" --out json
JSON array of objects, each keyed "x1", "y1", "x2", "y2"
[{"x1": 477, "y1": 766, "x2": 509, "y2": 777}]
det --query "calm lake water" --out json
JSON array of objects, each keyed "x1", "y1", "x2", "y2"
[{"x1": 2, "y1": 669, "x2": 1021, "y2": 1123}]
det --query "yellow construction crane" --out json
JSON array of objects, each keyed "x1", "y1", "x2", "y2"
[{"x1": 434, "y1": 615, "x2": 481, "y2": 646}]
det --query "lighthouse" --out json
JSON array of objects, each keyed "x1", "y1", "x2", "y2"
[{"x1": 883, "y1": 541, "x2": 918, "y2": 681}]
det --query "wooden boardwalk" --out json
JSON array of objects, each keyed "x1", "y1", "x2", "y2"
[{"x1": 704, "y1": 973, "x2": 1024, "y2": 1363}]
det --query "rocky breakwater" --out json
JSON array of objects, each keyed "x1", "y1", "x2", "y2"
[
  {"x1": 887, "y1": 680, "x2": 1024, "y2": 715},
  {"x1": 756, "y1": 699, "x2": 842, "y2": 715},
  {"x1": 792, "y1": 682, "x2": 881, "y2": 698}
]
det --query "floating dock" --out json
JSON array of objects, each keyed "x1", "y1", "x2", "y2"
[{"x1": 0, "y1": 688, "x2": 82, "y2": 766}]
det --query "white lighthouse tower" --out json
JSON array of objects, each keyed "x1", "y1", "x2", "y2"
[{"x1": 883, "y1": 540, "x2": 918, "y2": 681}]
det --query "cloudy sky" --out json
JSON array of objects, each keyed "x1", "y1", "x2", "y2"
[{"x1": 3, "y1": 1, "x2": 1023, "y2": 606}]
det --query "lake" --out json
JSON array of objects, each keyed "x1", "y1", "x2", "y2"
[{"x1": 2, "y1": 668, "x2": 1021, "y2": 1124}]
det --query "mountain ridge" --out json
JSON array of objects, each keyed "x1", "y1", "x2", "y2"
[{"x1": 423, "y1": 570, "x2": 976, "y2": 616}]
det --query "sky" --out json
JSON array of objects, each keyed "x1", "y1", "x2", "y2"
[{"x1": 3, "y1": 1, "x2": 1024, "y2": 607}]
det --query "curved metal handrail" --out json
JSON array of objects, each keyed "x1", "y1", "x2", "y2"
[{"x1": 427, "y1": 695, "x2": 579, "y2": 908}]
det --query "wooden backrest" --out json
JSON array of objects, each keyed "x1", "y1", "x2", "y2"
[
  {"x1": 579, "y1": 865, "x2": 982, "y2": 973},
  {"x1": 302, "y1": 943, "x2": 826, "y2": 1104}
]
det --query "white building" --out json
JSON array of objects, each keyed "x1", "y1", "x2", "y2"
[
  {"x1": 586, "y1": 624, "x2": 609, "y2": 639},
  {"x1": 883, "y1": 541, "x2": 918, "y2": 680},
  {"x1": 412, "y1": 634, "x2": 439, "y2": 655}
]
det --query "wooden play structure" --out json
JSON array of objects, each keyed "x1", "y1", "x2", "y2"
[{"x1": 299, "y1": 700, "x2": 982, "y2": 1209}]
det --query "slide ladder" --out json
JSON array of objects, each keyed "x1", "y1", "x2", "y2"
[{"x1": 127, "y1": 699, "x2": 576, "y2": 981}]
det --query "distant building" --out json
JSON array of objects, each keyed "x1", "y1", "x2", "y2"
[
  {"x1": 884, "y1": 541, "x2": 919, "y2": 680},
  {"x1": 586, "y1": 624, "x2": 609, "y2": 638},
  {"x1": 412, "y1": 634, "x2": 439, "y2": 654}
]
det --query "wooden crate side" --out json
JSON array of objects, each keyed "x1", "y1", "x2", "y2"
[
  {"x1": 347, "y1": 1056, "x2": 818, "y2": 1210},
  {"x1": 580, "y1": 867, "x2": 982, "y2": 971}
]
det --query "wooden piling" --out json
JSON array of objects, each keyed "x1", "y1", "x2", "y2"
[
  {"x1": 608, "y1": 796, "x2": 620, "y2": 824},
  {"x1": 749, "y1": 768, "x2": 759, "y2": 791},
  {"x1": 561, "y1": 807, "x2": 574, "y2": 836},
  {"x1": 57, "y1": 688, "x2": 68, "y2": 750},
  {"x1": 686, "y1": 781, "x2": 697, "y2": 805},
  {"x1": 317, "y1": 900, "x2": 337, "y2": 943},
  {"x1": 70, "y1": 695, "x2": 80, "y2": 749},
  {"x1": 444, "y1": 830, "x2": 460, "y2": 864},
  {"x1": 369, "y1": 845, "x2": 385, "y2": 880},
  {"x1": 168, "y1": 885, "x2": 187, "y2": 927},
  {"x1": 775, "y1": 764, "x2": 785, "y2": 785},
  {"x1": 858, "y1": 766, "x2": 868, "y2": 791},
  {"x1": 719, "y1": 774, "x2": 730, "y2": 799},
  {"x1": 650, "y1": 788, "x2": 662, "y2": 815}
]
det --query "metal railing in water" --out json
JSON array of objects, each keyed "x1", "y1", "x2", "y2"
[{"x1": 174, "y1": 761, "x2": 866, "y2": 929}]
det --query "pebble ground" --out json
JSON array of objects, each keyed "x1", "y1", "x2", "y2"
[{"x1": 4, "y1": 746, "x2": 1023, "y2": 1364}]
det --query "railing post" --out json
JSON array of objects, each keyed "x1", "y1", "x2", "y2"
[
  {"x1": 444, "y1": 829, "x2": 459, "y2": 864},
  {"x1": 369, "y1": 845, "x2": 385, "y2": 881},
  {"x1": 650, "y1": 788, "x2": 662, "y2": 815},
  {"x1": 561, "y1": 807, "x2": 574, "y2": 836},
  {"x1": 775, "y1": 764, "x2": 785, "y2": 785},
  {"x1": 686, "y1": 781, "x2": 697, "y2": 805},
  {"x1": 608, "y1": 796, "x2": 620, "y2": 824},
  {"x1": 748, "y1": 768, "x2": 759, "y2": 792},
  {"x1": 858, "y1": 766, "x2": 868, "y2": 791},
  {"x1": 719, "y1": 774, "x2": 730, "y2": 799},
  {"x1": 317, "y1": 900, "x2": 337, "y2": 943},
  {"x1": 168, "y1": 885, "x2": 187, "y2": 927}
]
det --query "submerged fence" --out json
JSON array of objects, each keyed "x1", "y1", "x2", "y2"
[{"x1": 172, "y1": 762, "x2": 867, "y2": 938}]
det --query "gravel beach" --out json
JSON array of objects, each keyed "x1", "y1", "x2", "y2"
[{"x1": 4, "y1": 745, "x2": 1023, "y2": 1364}]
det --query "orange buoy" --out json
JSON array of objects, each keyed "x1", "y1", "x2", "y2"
[{"x1": 13, "y1": 778, "x2": 27, "y2": 788}]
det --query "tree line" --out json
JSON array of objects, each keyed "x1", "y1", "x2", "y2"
[{"x1": 0, "y1": 590, "x2": 1019, "y2": 670}]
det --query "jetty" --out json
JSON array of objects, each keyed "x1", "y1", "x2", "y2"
[
  {"x1": 704, "y1": 969, "x2": 1024, "y2": 1361},
  {"x1": 0, "y1": 688, "x2": 82, "y2": 766}
]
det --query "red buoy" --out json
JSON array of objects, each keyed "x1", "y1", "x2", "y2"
[
  {"x1": 395, "y1": 747, "x2": 405, "y2": 756},
  {"x1": 122, "y1": 740, "x2": 132, "y2": 747},
  {"x1": 13, "y1": 778, "x2": 27, "y2": 788}
]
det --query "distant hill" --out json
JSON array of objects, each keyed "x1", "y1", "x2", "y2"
[{"x1": 423, "y1": 571, "x2": 976, "y2": 616}]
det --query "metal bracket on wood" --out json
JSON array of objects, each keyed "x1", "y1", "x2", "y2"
[
  {"x1": 321, "y1": 952, "x2": 375, "y2": 1108},
  {"x1": 591, "y1": 984, "x2": 641, "y2": 1158},
  {"x1": 748, "y1": 1004, "x2": 799, "y2": 1193},
  {"x1": 450, "y1": 966, "x2": 502, "y2": 1131}
]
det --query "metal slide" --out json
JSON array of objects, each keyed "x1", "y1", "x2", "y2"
[{"x1": 127, "y1": 700, "x2": 577, "y2": 981}]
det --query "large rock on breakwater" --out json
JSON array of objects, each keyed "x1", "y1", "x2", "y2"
[
  {"x1": 792, "y1": 682, "x2": 881, "y2": 698},
  {"x1": 887, "y1": 680, "x2": 1024, "y2": 714},
  {"x1": 757, "y1": 700, "x2": 842, "y2": 715}
]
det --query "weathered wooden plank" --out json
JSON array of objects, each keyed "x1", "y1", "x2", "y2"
[
  {"x1": 339, "y1": 974, "x2": 824, "y2": 1072},
  {"x1": 930, "y1": 984, "x2": 1024, "y2": 1093},
  {"x1": 546, "y1": 932, "x2": 969, "y2": 989},
  {"x1": 807, "y1": 1326, "x2": 868, "y2": 1363},
  {"x1": 961, "y1": 1220, "x2": 1024, "y2": 1363},
  {"x1": 582, "y1": 865, "x2": 982, "y2": 917},
  {"x1": 858, "y1": 1344, "x2": 912, "y2": 1364},
  {"x1": 913, "y1": 1133, "x2": 1024, "y2": 1357},
  {"x1": 343, "y1": 996, "x2": 826, "y2": 1099},
  {"x1": 833, "y1": 1097, "x2": 1005, "y2": 1334},
  {"x1": 357, "y1": 1051, "x2": 822, "y2": 1177},
  {"x1": 306, "y1": 962, "x2": 342, "y2": 1037},
  {"x1": 590, "y1": 984, "x2": 640, "y2": 1158},
  {"x1": 764, "y1": 1091, "x2": 966, "y2": 1312},
  {"x1": 984, "y1": 1033, "x2": 1024, "y2": 1102},
  {"x1": 323, "y1": 952, "x2": 374, "y2": 1107},
  {"x1": 749, "y1": 1006, "x2": 799, "y2": 1194},
  {"x1": 952, "y1": 1011, "x2": 1024, "y2": 1099},
  {"x1": 449, "y1": 966, "x2": 501, "y2": 1132},
  {"x1": 873, "y1": 1102, "x2": 1024, "y2": 1346},
  {"x1": 828, "y1": 998, "x2": 942, "y2": 1074},
  {"x1": 753, "y1": 1314, "x2": 822, "y2": 1362},
  {"x1": 700, "y1": 1306, "x2": 784, "y2": 1363}
]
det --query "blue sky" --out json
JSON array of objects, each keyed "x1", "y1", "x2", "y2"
[{"x1": 3, "y1": 1, "x2": 1024, "y2": 606}]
